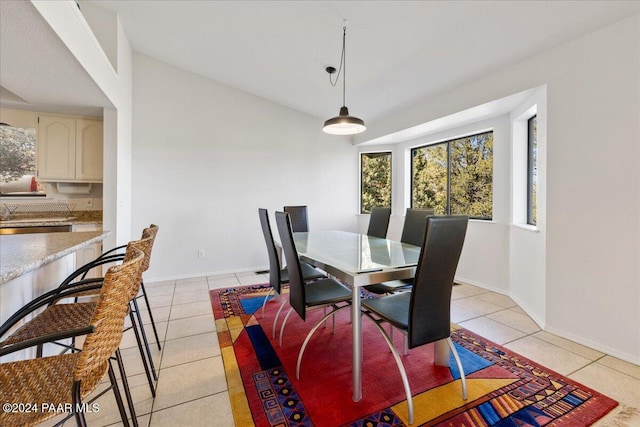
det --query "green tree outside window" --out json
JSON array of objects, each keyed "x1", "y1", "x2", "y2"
[
  {"x1": 361, "y1": 152, "x2": 391, "y2": 214},
  {"x1": 411, "y1": 131, "x2": 493, "y2": 219}
]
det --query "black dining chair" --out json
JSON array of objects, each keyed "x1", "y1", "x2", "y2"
[
  {"x1": 361, "y1": 215, "x2": 469, "y2": 425},
  {"x1": 365, "y1": 208, "x2": 434, "y2": 294},
  {"x1": 258, "y1": 209, "x2": 326, "y2": 328},
  {"x1": 283, "y1": 205, "x2": 309, "y2": 232},
  {"x1": 274, "y1": 211, "x2": 352, "y2": 374},
  {"x1": 399, "y1": 207, "x2": 435, "y2": 246},
  {"x1": 367, "y1": 207, "x2": 391, "y2": 239}
]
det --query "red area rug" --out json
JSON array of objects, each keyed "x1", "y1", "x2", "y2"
[{"x1": 210, "y1": 284, "x2": 618, "y2": 426}]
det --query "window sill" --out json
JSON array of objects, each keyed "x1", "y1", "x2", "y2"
[{"x1": 510, "y1": 223, "x2": 540, "y2": 233}]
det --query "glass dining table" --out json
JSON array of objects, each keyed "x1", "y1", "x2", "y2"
[{"x1": 291, "y1": 230, "x2": 452, "y2": 402}]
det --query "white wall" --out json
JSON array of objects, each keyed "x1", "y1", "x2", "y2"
[
  {"x1": 131, "y1": 54, "x2": 358, "y2": 280},
  {"x1": 542, "y1": 16, "x2": 639, "y2": 363},
  {"x1": 357, "y1": 15, "x2": 640, "y2": 363},
  {"x1": 509, "y1": 88, "x2": 547, "y2": 327},
  {"x1": 103, "y1": 16, "x2": 134, "y2": 248}
]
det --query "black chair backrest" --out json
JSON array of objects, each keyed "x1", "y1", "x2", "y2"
[
  {"x1": 408, "y1": 216, "x2": 468, "y2": 348},
  {"x1": 275, "y1": 211, "x2": 307, "y2": 320},
  {"x1": 258, "y1": 208, "x2": 283, "y2": 293},
  {"x1": 284, "y1": 205, "x2": 309, "y2": 233},
  {"x1": 367, "y1": 207, "x2": 391, "y2": 239},
  {"x1": 400, "y1": 208, "x2": 435, "y2": 247}
]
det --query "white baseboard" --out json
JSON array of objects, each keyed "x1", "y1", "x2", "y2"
[
  {"x1": 543, "y1": 324, "x2": 640, "y2": 367},
  {"x1": 508, "y1": 293, "x2": 546, "y2": 330},
  {"x1": 145, "y1": 265, "x2": 267, "y2": 284},
  {"x1": 454, "y1": 275, "x2": 509, "y2": 295}
]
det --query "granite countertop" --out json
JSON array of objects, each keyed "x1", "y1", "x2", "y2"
[
  {"x1": 0, "y1": 210, "x2": 102, "y2": 228},
  {"x1": 0, "y1": 218, "x2": 102, "y2": 227},
  {"x1": 0, "y1": 231, "x2": 109, "y2": 285}
]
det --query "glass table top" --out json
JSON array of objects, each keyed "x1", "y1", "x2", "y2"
[{"x1": 293, "y1": 230, "x2": 421, "y2": 275}]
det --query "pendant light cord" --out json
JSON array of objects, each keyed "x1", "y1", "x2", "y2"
[{"x1": 329, "y1": 26, "x2": 347, "y2": 107}]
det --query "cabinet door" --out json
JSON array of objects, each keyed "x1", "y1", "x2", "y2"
[
  {"x1": 37, "y1": 115, "x2": 76, "y2": 180},
  {"x1": 75, "y1": 119, "x2": 103, "y2": 181},
  {"x1": 76, "y1": 244, "x2": 103, "y2": 279},
  {"x1": 73, "y1": 224, "x2": 103, "y2": 279}
]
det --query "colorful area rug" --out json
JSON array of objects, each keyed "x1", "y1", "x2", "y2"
[{"x1": 210, "y1": 284, "x2": 618, "y2": 426}]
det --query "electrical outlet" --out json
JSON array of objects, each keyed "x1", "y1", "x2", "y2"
[
  {"x1": 197, "y1": 249, "x2": 205, "y2": 259},
  {"x1": 85, "y1": 198, "x2": 93, "y2": 208}
]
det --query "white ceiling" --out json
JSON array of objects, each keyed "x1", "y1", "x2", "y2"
[
  {"x1": 0, "y1": 0, "x2": 109, "y2": 117},
  {"x1": 90, "y1": 0, "x2": 639, "y2": 124},
  {"x1": 1, "y1": 1, "x2": 638, "y2": 126}
]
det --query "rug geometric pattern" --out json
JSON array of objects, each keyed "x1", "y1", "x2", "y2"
[{"x1": 211, "y1": 284, "x2": 618, "y2": 427}]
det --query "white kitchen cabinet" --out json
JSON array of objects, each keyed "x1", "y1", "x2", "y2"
[
  {"x1": 37, "y1": 115, "x2": 76, "y2": 180},
  {"x1": 37, "y1": 115, "x2": 103, "y2": 182},
  {"x1": 73, "y1": 224, "x2": 103, "y2": 279},
  {"x1": 75, "y1": 119, "x2": 103, "y2": 181}
]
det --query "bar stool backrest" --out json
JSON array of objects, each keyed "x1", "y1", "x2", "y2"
[{"x1": 74, "y1": 246, "x2": 144, "y2": 384}]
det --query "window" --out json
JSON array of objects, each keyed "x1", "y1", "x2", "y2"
[
  {"x1": 360, "y1": 152, "x2": 391, "y2": 214},
  {"x1": 527, "y1": 116, "x2": 537, "y2": 225},
  {"x1": 0, "y1": 125, "x2": 45, "y2": 196},
  {"x1": 411, "y1": 131, "x2": 493, "y2": 219}
]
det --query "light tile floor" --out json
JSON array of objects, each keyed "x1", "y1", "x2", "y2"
[{"x1": 44, "y1": 274, "x2": 640, "y2": 426}]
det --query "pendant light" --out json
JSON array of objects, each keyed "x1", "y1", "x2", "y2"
[{"x1": 323, "y1": 25, "x2": 366, "y2": 135}]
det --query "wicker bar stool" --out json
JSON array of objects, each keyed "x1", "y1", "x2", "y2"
[
  {"x1": 29, "y1": 225, "x2": 161, "y2": 394},
  {"x1": 0, "y1": 234, "x2": 155, "y2": 425},
  {"x1": 0, "y1": 246, "x2": 144, "y2": 427},
  {"x1": 72, "y1": 224, "x2": 161, "y2": 353}
]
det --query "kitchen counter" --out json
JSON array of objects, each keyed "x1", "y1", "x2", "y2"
[
  {"x1": 0, "y1": 231, "x2": 109, "y2": 285},
  {"x1": 0, "y1": 218, "x2": 102, "y2": 228},
  {"x1": 0, "y1": 209, "x2": 102, "y2": 228}
]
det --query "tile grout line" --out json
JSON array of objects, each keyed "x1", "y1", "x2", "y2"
[
  {"x1": 570, "y1": 354, "x2": 640, "y2": 382},
  {"x1": 565, "y1": 355, "x2": 607, "y2": 378},
  {"x1": 145, "y1": 390, "x2": 230, "y2": 417}
]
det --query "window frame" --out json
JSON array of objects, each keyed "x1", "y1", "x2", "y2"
[
  {"x1": 410, "y1": 130, "x2": 494, "y2": 220},
  {"x1": 527, "y1": 115, "x2": 537, "y2": 225},
  {"x1": 359, "y1": 151, "x2": 392, "y2": 215},
  {"x1": 0, "y1": 124, "x2": 45, "y2": 197}
]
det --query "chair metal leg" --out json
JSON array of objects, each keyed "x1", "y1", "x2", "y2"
[
  {"x1": 115, "y1": 348, "x2": 139, "y2": 427},
  {"x1": 447, "y1": 338, "x2": 468, "y2": 400},
  {"x1": 260, "y1": 288, "x2": 275, "y2": 319},
  {"x1": 129, "y1": 310, "x2": 156, "y2": 397},
  {"x1": 323, "y1": 306, "x2": 327, "y2": 328},
  {"x1": 139, "y1": 281, "x2": 161, "y2": 350},
  {"x1": 71, "y1": 380, "x2": 88, "y2": 427},
  {"x1": 278, "y1": 307, "x2": 294, "y2": 347},
  {"x1": 132, "y1": 298, "x2": 158, "y2": 381},
  {"x1": 107, "y1": 360, "x2": 131, "y2": 427},
  {"x1": 296, "y1": 304, "x2": 351, "y2": 380},
  {"x1": 362, "y1": 312, "x2": 414, "y2": 425},
  {"x1": 272, "y1": 298, "x2": 288, "y2": 339},
  {"x1": 404, "y1": 335, "x2": 408, "y2": 356}
]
